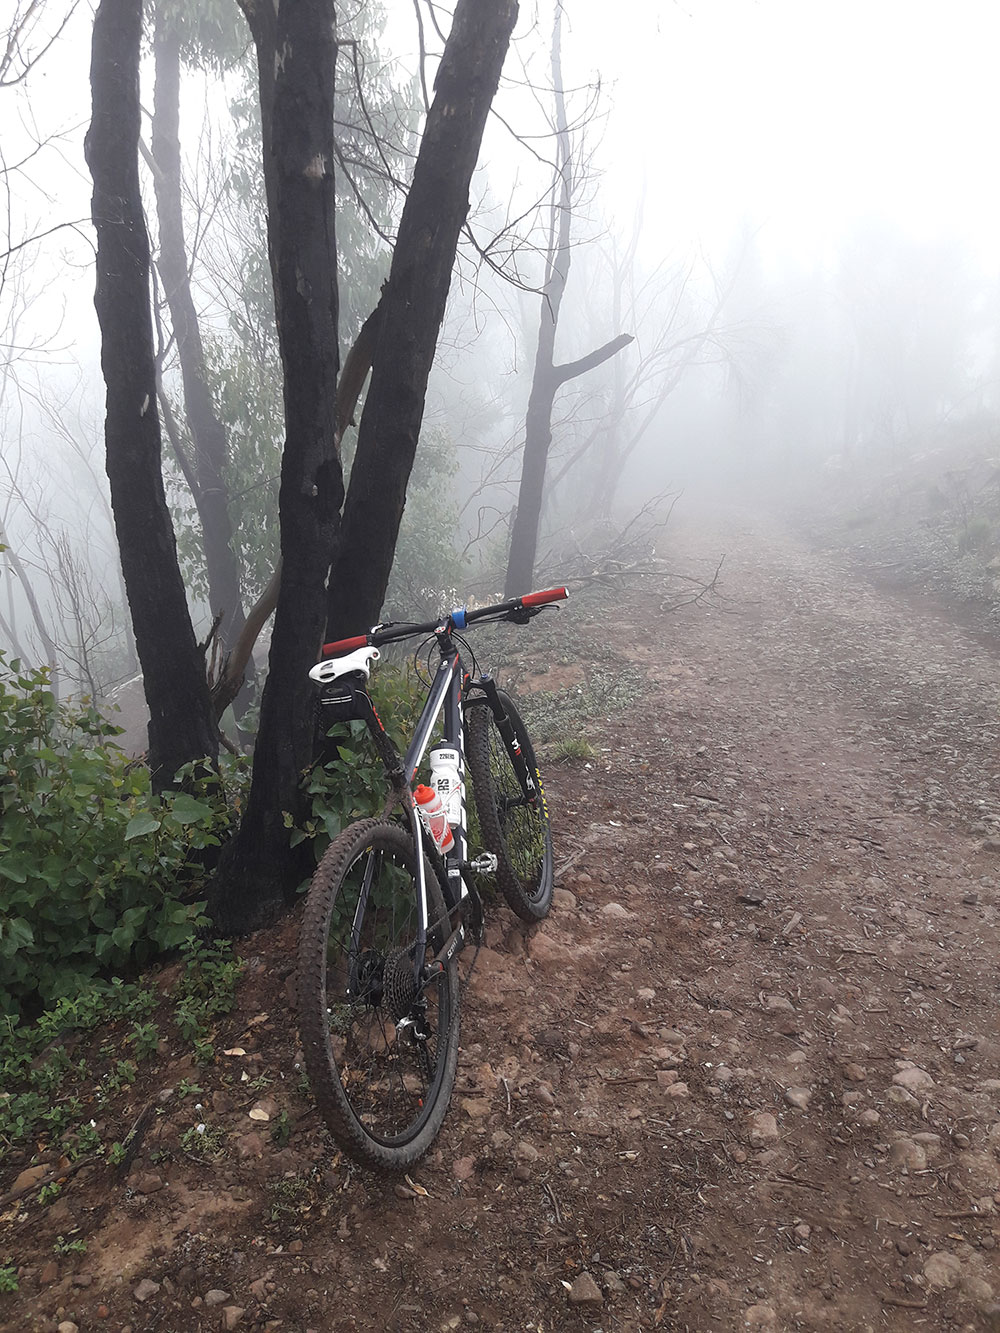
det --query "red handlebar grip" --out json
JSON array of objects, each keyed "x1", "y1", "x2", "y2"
[
  {"x1": 321, "y1": 634, "x2": 369, "y2": 657},
  {"x1": 521, "y1": 586, "x2": 569, "y2": 607}
]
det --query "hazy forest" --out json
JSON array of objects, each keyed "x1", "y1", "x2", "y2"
[{"x1": 4, "y1": 2, "x2": 1000, "y2": 1328}]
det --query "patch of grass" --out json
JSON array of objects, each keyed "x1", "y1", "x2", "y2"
[
  {"x1": 517, "y1": 660, "x2": 647, "y2": 748},
  {"x1": 179, "y1": 1122, "x2": 227, "y2": 1162},
  {"x1": 266, "y1": 1174, "x2": 312, "y2": 1223},
  {"x1": 0, "y1": 1264, "x2": 18, "y2": 1293},
  {"x1": 551, "y1": 736, "x2": 595, "y2": 763}
]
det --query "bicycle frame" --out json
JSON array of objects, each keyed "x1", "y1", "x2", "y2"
[{"x1": 317, "y1": 638, "x2": 505, "y2": 982}]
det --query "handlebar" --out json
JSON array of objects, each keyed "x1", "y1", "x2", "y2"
[{"x1": 321, "y1": 586, "x2": 569, "y2": 658}]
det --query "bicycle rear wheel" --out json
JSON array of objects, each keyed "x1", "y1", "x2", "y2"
[
  {"x1": 297, "y1": 818, "x2": 460, "y2": 1170},
  {"x1": 466, "y1": 689, "x2": 554, "y2": 922}
]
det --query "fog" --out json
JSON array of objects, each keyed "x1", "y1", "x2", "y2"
[{"x1": 4, "y1": 0, "x2": 1000, "y2": 695}]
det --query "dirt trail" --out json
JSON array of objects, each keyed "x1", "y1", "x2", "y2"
[{"x1": 5, "y1": 502, "x2": 1000, "y2": 1333}]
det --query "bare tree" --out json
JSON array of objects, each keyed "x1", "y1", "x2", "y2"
[{"x1": 503, "y1": 1, "x2": 632, "y2": 597}]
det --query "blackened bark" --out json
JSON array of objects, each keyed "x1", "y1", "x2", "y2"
[
  {"x1": 85, "y1": 0, "x2": 217, "y2": 791},
  {"x1": 150, "y1": 9, "x2": 254, "y2": 706},
  {"x1": 325, "y1": 0, "x2": 519, "y2": 637},
  {"x1": 208, "y1": 0, "x2": 341, "y2": 930}
]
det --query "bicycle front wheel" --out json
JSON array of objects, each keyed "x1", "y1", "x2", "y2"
[
  {"x1": 466, "y1": 689, "x2": 554, "y2": 922},
  {"x1": 297, "y1": 818, "x2": 460, "y2": 1170}
]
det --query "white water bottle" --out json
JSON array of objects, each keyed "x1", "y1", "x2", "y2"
[{"x1": 429, "y1": 743, "x2": 462, "y2": 826}]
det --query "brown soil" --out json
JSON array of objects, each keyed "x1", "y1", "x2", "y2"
[{"x1": 4, "y1": 501, "x2": 1000, "y2": 1332}]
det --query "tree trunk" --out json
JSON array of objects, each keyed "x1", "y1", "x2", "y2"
[
  {"x1": 149, "y1": 9, "x2": 255, "y2": 707},
  {"x1": 502, "y1": 4, "x2": 633, "y2": 597},
  {"x1": 325, "y1": 0, "x2": 519, "y2": 637},
  {"x1": 85, "y1": 0, "x2": 217, "y2": 792},
  {"x1": 208, "y1": 0, "x2": 342, "y2": 931}
]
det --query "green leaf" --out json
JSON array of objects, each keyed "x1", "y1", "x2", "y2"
[
  {"x1": 0, "y1": 854, "x2": 28, "y2": 883},
  {"x1": 125, "y1": 811, "x2": 162, "y2": 841},
  {"x1": 167, "y1": 793, "x2": 215, "y2": 826}
]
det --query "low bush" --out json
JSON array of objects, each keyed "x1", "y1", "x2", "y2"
[{"x1": 0, "y1": 654, "x2": 244, "y2": 1019}]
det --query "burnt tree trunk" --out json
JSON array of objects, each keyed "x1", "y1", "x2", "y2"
[
  {"x1": 325, "y1": 0, "x2": 519, "y2": 637},
  {"x1": 503, "y1": 2, "x2": 631, "y2": 596},
  {"x1": 85, "y1": 0, "x2": 217, "y2": 791},
  {"x1": 149, "y1": 9, "x2": 255, "y2": 709},
  {"x1": 208, "y1": 0, "x2": 342, "y2": 930}
]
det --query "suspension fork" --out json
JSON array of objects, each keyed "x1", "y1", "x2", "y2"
[{"x1": 467, "y1": 675, "x2": 540, "y2": 807}]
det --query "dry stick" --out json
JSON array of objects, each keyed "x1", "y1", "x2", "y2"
[{"x1": 880, "y1": 1294, "x2": 927, "y2": 1310}]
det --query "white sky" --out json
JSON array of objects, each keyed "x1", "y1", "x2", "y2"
[
  {"x1": 6, "y1": 0, "x2": 1000, "y2": 356},
  {"x1": 559, "y1": 0, "x2": 1000, "y2": 270}
]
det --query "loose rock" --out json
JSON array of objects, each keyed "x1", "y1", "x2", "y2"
[{"x1": 567, "y1": 1272, "x2": 603, "y2": 1307}]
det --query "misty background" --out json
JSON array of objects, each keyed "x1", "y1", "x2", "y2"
[{"x1": 5, "y1": 0, "x2": 1000, "y2": 704}]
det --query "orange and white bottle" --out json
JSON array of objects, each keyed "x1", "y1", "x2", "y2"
[{"x1": 414, "y1": 784, "x2": 454, "y2": 853}]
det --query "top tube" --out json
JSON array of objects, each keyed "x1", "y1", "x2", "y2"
[{"x1": 320, "y1": 586, "x2": 569, "y2": 658}]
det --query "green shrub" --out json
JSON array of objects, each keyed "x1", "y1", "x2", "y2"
[{"x1": 0, "y1": 654, "x2": 243, "y2": 1018}]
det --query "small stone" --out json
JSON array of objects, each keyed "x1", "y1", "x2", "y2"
[
  {"x1": 664, "y1": 1082, "x2": 690, "y2": 1098},
  {"x1": 57, "y1": 1323, "x2": 79, "y2": 1333},
  {"x1": 136, "y1": 1172, "x2": 164, "y2": 1194},
  {"x1": 857, "y1": 1109, "x2": 881, "y2": 1128},
  {"x1": 205, "y1": 1289, "x2": 231, "y2": 1306},
  {"x1": 552, "y1": 889, "x2": 577, "y2": 911},
  {"x1": 656, "y1": 1069, "x2": 679, "y2": 1088},
  {"x1": 961, "y1": 1274, "x2": 994, "y2": 1304},
  {"x1": 512, "y1": 1163, "x2": 532, "y2": 1182},
  {"x1": 602, "y1": 1270, "x2": 627, "y2": 1294},
  {"x1": 567, "y1": 1272, "x2": 603, "y2": 1307},
  {"x1": 843, "y1": 1063, "x2": 866, "y2": 1082},
  {"x1": 887, "y1": 1085, "x2": 919, "y2": 1108},
  {"x1": 236, "y1": 1132, "x2": 266, "y2": 1161},
  {"x1": 461, "y1": 1098, "x2": 490, "y2": 1119},
  {"x1": 743, "y1": 1303, "x2": 777, "y2": 1328},
  {"x1": 39, "y1": 1260, "x2": 60, "y2": 1284},
  {"x1": 747, "y1": 1112, "x2": 779, "y2": 1147},
  {"x1": 784, "y1": 1086, "x2": 811, "y2": 1110},
  {"x1": 892, "y1": 1066, "x2": 934, "y2": 1093},
  {"x1": 12, "y1": 1164, "x2": 49, "y2": 1193},
  {"x1": 453, "y1": 1156, "x2": 475, "y2": 1181},
  {"x1": 763, "y1": 994, "x2": 794, "y2": 1012},
  {"x1": 888, "y1": 1138, "x2": 927, "y2": 1172},
  {"x1": 221, "y1": 1307, "x2": 247, "y2": 1330},
  {"x1": 636, "y1": 987, "x2": 656, "y2": 1003},
  {"x1": 793, "y1": 1223, "x2": 811, "y2": 1242},
  {"x1": 515, "y1": 1140, "x2": 538, "y2": 1162},
  {"x1": 923, "y1": 1251, "x2": 962, "y2": 1289},
  {"x1": 600, "y1": 902, "x2": 631, "y2": 920},
  {"x1": 134, "y1": 1279, "x2": 161, "y2": 1302}
]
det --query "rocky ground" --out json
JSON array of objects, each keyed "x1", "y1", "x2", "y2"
[{"x1": 3, "y1": 495, "x2": 1000, "y2": 1332}]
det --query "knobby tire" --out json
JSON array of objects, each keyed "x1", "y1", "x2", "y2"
[
  {"x1": 466, "y1": 690, "x2": 554, "y2": 922},
  {"x1": 297, "y1": 818, "x2": 460, "y2": 1171}
]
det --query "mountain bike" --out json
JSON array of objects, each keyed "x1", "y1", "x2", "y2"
[{"x1": 297, "y1": 586, "x2": 568, "y2": 1170}]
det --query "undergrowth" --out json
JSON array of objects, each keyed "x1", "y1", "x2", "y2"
[{"x1": 0, "y1": 653, "x2": 249, "y2": 1019}]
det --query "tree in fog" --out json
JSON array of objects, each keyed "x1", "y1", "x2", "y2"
[
  {"x1": 86, "y1": 0, "x2": 218, "y2": 790},
  {"x1": 503, "y1": 0, "x2": 632, "y2": 597}
]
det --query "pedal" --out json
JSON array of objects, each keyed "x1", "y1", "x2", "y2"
[{"x1": 463, "y1": 853, "x2": 498, "y2": 875}]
